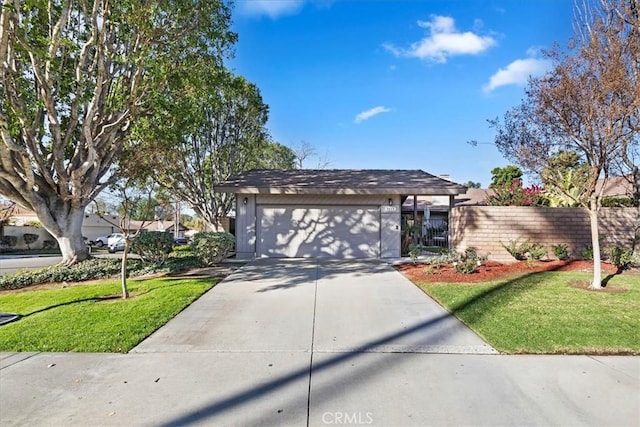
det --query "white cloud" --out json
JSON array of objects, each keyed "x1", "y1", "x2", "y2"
[
  {"x1": 354, "y1": 106, "x2": 392, "y2": 124},
  {"x1": 483, "y1": 57, "x2": 552, "y2": 93},
  {"x1": 383, "y1": 15, "x2": 496, "y2": 63},
  {"x1": 238, "y1": 0, "x2": 306, "y2": 18}
]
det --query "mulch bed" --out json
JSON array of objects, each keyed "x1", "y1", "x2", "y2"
[{"x1": 395, "y1": 260, "x2": 621, "y2": 283}]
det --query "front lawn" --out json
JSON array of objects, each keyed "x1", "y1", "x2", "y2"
[
  {"x1": 0, "y1": 277, "x2": 215, "y2": 353},
  {"x1": 414, "y1": 271, "x2": 640, "y2": 354}
]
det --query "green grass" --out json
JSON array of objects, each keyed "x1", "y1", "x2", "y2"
[
  {"x1": 0, "y1": 277, "x2": 215, "y2": 353},
  {"x1": 414, "y1": 271, "x2": 640, "y2": 354}
]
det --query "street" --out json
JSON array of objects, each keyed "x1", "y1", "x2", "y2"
[{"x1": 0, "y1": 253, "x2": 123, "y2": 276}]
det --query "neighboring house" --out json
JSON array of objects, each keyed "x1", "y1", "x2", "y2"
[
  {"x1": 3, "y1": 206, "x2": 120, "y2": 242},
  {"x1": 597, "y1": 175, "x2": 633, "y2": 199},
  {"x1": 3, "y1": 204, "x2": 39, "y2": 226},
  {"x1": 126, "y1": 220, "x2": 189, "y2": 237},
  {"x1": 215, "y1": 169, "x2": 467, "y2": 259},
  {"x1": 82, "y1": 213, "x2": 122, "y2": 241},
  {"x1": 403, "y1": 175, "x2": 634, "y2": 231}
]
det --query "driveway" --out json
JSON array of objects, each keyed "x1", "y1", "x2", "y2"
[
  {"x1": 132, "y1": 259, "x2": 495, "y2": 354},
  {"x1": 1, "y1": 259, "x2": 638, "y2": 427}
]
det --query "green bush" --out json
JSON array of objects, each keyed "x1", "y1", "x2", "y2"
[
  {"x1": 606, "y1": 246, "x2": 633, "y2": 271},
  {"x1": 0, "y1": 252, "x2": 203, "y2": 291},
  {"x1": 553, "y1": 243, "x2": 570, "y2": 260},
  {"x1": 501, "y1": 238, "x2": 530, "y2": 260},
  {"x1": 0, "y1": 258, "x2": 128, "y2": 290},
  {"x1": 130, "y1": 231, "x2": 174, "y2": 264},
  {"x1": 1, "y1": 235, "x2": 18, "y2": 249},
  {"x1": 23, "y1": 233, "x2": 39, "y2": 250},
  {"x1": 527, "y1": 243, "x2": 547, "y2": 260},
  {"x1": 42, "y1": 240, "x2": 58, "y2": 249},
  {"x1": 453, "y1": 248, "x2": 484, "y2": 274},
  {"x1": 580, "y1": 245, "x2": 594, "y2": 260},
  {"x1": 408, "y1": 243, "x2": 421, "y2": 264},
  {"x1": 600, "y1": 196, "x2": 635, "y2": 207},
  {"x1": 190, "y1": 232, "x2": 235, "y2": 266}
]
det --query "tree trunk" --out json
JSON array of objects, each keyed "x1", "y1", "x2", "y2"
[
  {"x1": 120, "y1": 240, "x2": 131, "y2": 299},
  {"x1": 588, "y1": 198, "x2": 603, "y2": 289},
  {"x1": 39, "y1": 205, "x2": 90, "y2": 266}
]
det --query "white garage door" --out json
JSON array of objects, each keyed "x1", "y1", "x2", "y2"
[{"x1": 257, "y1": 206, "x2": 380, "y2": 258}]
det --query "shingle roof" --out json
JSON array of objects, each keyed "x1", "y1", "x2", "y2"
[{"x1": 215, "y1": 169, "x2": 468, "y2": 195}]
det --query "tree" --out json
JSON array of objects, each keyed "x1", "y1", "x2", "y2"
[
  {"x1": 93, "y1": 177, "x2": 157, "y2": 299},
  {"x1": 489, "y1": 0, "x2": 637, "y2": 289},
  {"x1": 489, "y1": 166, "x2": 523, "y2": 188},
  {"x1": 541, "y1": 151, "x2": 590, "y2": 207},
  {"x1": 293, "y1": 141, "x2": 331, "y2": 169},
  {"x1": 256, "y1": 142, "x2": 297, "y2": 170},
  {"x1": 129, "y1": 70, "x2": 270, "y2": 231},
  {"x1": 463, "y1": 181, "x2": 482, "y2": 189},
  {"x1": 0, "y1": 0, "x2": 236, "y2": 265}
]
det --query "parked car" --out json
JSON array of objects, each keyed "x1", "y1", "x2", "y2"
[
  {"x1": 173, "y1": 236, "x2": 189, "y2": 245},
  {"x1": 107, "y1": 234, "x2": 126, "y2": 253},
  {"x1": 94, "y1": 233, "x2": 124, "y2": 248}
]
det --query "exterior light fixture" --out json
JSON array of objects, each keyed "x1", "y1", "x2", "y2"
[
  {"x1": 388, "y1": 198, "x2": 393, "y2": 206},
  {"x1": 243, "y1": 197, "x2": 248, "y2": 205}
]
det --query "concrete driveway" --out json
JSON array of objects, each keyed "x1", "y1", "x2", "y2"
[
  {"x1": 1, "y1": 259, "x2": 638, "y2": 426},
  {"x1": 132, "y1": 259, "x2": 495, "y2": 354}
]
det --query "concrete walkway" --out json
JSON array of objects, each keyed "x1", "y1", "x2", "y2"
[{"x1": 1, "y1": 259, "x2": 638, "y2": 426}]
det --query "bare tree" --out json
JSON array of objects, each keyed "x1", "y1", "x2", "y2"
[
  {"x1": 293, "y1": 141, "x2": 332, "y2": 169},
  {"x1": 93, "y1": 178, "x2": 156, "y2": 299},
  {"x1": 490, "y1": 0, "x2": 638, "y2": 289}
]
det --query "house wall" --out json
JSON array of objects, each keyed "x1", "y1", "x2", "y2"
[
  {"x1": 234, "y1": 194, "x2": 401, "y2": 259},
  {"x1": 82, "y1": 213, "x2": 120, "y2": 241},
  {"x1": 450, "y1": 206, "x2": 637, "y2": 262}
]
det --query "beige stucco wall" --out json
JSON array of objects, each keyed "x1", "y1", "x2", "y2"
[
  {"x1": 1, "y1": 226, "x2": 55, "y2": 250},
  {"x1": 450, "y1": 206, "x2": 637, "y2": 262}
]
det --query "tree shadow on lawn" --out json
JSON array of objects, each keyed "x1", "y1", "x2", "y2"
[
  {"x1": 157, "y1": 266, "x2": 567, "y2": 427},
  {"x1": 19, "y1": 295, "x2": 123, "y2": 318}
]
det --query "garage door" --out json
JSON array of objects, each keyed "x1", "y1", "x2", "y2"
[{"x1": 257, "y1": 206, "x2": 380, "y2": 258}]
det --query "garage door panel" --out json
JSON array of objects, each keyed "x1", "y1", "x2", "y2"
[{"x1": 258, "y1": 206, "x2": 380, "y2": 258}]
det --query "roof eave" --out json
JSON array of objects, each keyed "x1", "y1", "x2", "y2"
[{"x1": 215, "y1": 186, "x2": 468, "y2": 195}]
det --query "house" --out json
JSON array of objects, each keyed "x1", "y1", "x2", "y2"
[
  {"x1": 126, "y1": 220, "x2": 189, "y2": 237},
  {"x1": 215, "y1": 169, "x2": 467, "y2": 259}
]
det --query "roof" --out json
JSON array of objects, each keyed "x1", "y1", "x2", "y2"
[
  {"x1": 597, "y1": 176, "x2": 632, "y2": 197},
  {"x1": 215, "y1": 169, "x2": 468, "y2": 195}
]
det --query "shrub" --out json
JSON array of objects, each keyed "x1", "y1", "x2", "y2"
[
  {"x1": 606, "y1": 246, "x2": 633, "y2": 271},
  {"x1": 453, "y1": 248, "x2": 484, "y2": 274},
  {"x1": 23, "y1": 233, "x2": 39, "y2": 250},
  {"x1": 553, "y1": 244, "x2": 570, "y2": 260},
  {"x1": 42, "y1": 240, "x2": 58, "y2": 249},
  {"x1": 600, "y1": 196, "x2": 635, "y2": 207},
  {"x1": 408, "y1": 243, "x2": 421, "y2": 264},
  {"x1": 130, "y1": 231, "x2": 174, "y2": 264},
  {"x1": 527, "y1": 243, "x2": 547, "y2": 260},
  {"x1": 485, "y1": 179, "x2": 549, "y2": 206},
  {"x1": 502, "y1": 238, "x2": 530, "y2": 260},
  {"x1": 190, "y1": 232, "x2": 235, "y2": 266},
  {"x1": 580, "y1": 245, "x2": 594, "y2": 260},
  {"x1": 423, "y1": 251, "x2": 457, "y2": 265},
  {"x1": 0, "y1": 258, "x2": 127, "y2": 290},
  {"x1": 1, "y1": 235, "x2": 18, "y2": 248}
]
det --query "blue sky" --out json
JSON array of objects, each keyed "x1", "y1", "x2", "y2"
[{"x1": 229, "y1": 0, "x2": 575, "y2": 187}]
